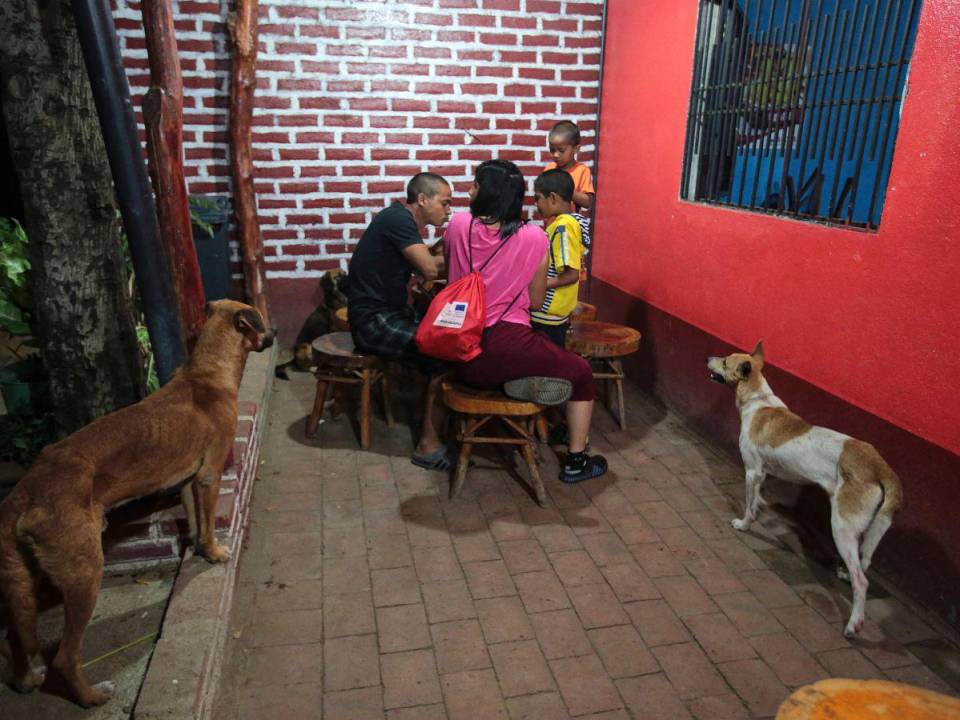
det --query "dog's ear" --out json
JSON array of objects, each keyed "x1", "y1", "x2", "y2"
[
  {"x1": 751, "y1": 340, "x2": 764, "y2": 361},
  {"x1": 204, "y1": 301, "x2": 215, "y2": 317},
  {"x1": 737, "y1": 360, "x2": 752, "y2": 380},
  {"x1": 234, "y1": 308, "x2": 265, "y2": 335}
]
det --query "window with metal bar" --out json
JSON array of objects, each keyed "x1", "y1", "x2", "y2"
[{"x1": 680, "y1": 0, "x2": 922, "y2": 229}]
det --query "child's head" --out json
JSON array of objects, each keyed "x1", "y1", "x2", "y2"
[
  {"x1": 548, "y1": 120, "x2": 581, "y2": 170},
  {"x1": 534, "y1": 168, "x2": 575, "y2": 219}
]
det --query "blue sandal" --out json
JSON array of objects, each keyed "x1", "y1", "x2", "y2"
[{"x1": 411, "y1": 445, "x2": 454, "y2": 472}]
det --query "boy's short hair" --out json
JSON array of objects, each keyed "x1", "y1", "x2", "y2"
[
  {"x1": 549, "y1": 120, "x2": 581, "y2": 146},
  {"x1": 534, "y1": 168, "x2": 575, "y2": 202},
  {"x1": 406, "y1": 172, "x2": 449, "y2": 203}
]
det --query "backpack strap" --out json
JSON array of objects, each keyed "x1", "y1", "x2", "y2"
[{"x1": 495, "y1": 285, "x2": 527, "y2": 326}]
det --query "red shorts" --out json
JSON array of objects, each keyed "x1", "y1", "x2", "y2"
[{"x1": 455, "y1": 321, "x2": 594, "y2": 401}]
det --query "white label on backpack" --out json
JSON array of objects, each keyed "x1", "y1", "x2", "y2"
[{"x1": 434, "y1": 301, "x2": 468, "y2": 329}]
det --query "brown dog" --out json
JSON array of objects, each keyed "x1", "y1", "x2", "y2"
[{"x1": 0, "y1": 300, "x2": 273, "y2": 706}]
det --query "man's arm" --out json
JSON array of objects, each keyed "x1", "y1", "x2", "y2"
[{"x1": 402, "y1": 243, "x2": 444, "y2": 281}]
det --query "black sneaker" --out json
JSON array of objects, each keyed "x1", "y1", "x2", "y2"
[
  {"x1": 560, "y1": 453, "x2": 608, "y2": 484},
  {"x1": 503, "y1": 376, "x2": 573, "y2": 406}
]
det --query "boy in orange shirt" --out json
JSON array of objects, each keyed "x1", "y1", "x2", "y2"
[
  {"x1": 544, "y1": 120, "x2": 594, "y2": 213},
  {"x1": 544, "y1": 120, "x2": 593, "y2": 279}
]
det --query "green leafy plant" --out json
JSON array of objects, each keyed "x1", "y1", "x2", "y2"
[
  {"x1": 0, "y1": 217, "x2": 33, "y2": 339},
  {"x1": 0, "y1": 412, "x2": 55, "y2": 466},
  {"x1": 189, "y1": 196, "x2": 221, "y2": 239}
]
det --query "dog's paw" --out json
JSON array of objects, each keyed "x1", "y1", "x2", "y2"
[
  {"x1": 731, "y1": 518, "x2": 750, "y2": 531},
  {"x1": 13, "y1": 665, "x2": 46, "y2": 693},
  {"x1": 836, "y1": 565, "x2": 851, "y2": 583},
  {"x1": 203, "y1": 543, "x2": 232, "y2": 564},
  {"x1": 843, "y1": 617, "x2": 864, "y2": 638},
  {"x1": 81, "y1": 680, "x2": 116, "y2": 707}
]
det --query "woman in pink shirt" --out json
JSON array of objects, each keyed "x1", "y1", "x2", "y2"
[{"x1": 444, "y1": 160, "x2": 607, "y2": 483}]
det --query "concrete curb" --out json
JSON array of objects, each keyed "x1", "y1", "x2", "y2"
[{"x1": 133, "y1": 343, "x2": 276, "y2": 719}]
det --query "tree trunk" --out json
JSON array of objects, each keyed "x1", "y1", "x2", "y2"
[{"x1": 0, "y1": 0, "x2": 145, "y2": 435}]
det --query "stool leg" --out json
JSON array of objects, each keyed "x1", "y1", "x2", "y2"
[
  {"x1": 360, "y1": 369, "x2": 372, "y2": 449},
  {"x1": 451, "y1": 440, "x2": 472, "y2": 499},
  {"x1": 380, "y1": 372, "x2": 394, "y2": 427},
  {"x1": 330, "y1": 383, "x2": 344, "y2": 419},
  {"x1": 522, "y1": 438, "x2": 547, "y2": 507},
  {"x1": 611, "y1": 359, "x2": 626, "y2": 431},
  {"x1": 306, "y1": 376, "x2": 329, "y2": 438},
  {"x1": 535, "y1": 413, "x2": 549, "y2": 443}
]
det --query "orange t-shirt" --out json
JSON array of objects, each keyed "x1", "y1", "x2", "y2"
[{"x1": 543, "y1": 161, "x2": 594, "y2": 215}]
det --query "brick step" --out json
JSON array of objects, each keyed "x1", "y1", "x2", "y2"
[{"x1": 102, "y1": 401, "x2": 262, "y2": 572}]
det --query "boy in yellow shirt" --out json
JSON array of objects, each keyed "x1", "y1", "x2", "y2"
[{"x1": 531, "y1": 169, "x2": 586, "y2": 347}]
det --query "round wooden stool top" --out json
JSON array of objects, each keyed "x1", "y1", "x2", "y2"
[
  {"x1": 775, "y1": 678, "x2": 960, "y2": 720},
  {"x1": 311, "y1": 332, "x2": 380, "y2": 370},
  {"x1": 566, "y1": 321, "x2": 641, "y2": 358},
  {"x1": 442, "y1": 381, "x2": 541, "y2": 417},
  {"x1": 572, "y1": 302, "x2": 597, "y2": 323},
  {"x1": 333, "y1": 306, "x2": 349, "y2": 331}
]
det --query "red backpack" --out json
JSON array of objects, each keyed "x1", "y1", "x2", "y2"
[{"x1": 416, "y1": 220, "x2": 522, "y2": 362}]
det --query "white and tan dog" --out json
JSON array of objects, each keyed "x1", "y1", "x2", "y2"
[{"x1": 707, "y1": 342, "x2": 902, "y2": 636}]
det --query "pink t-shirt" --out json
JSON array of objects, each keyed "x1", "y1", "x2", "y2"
[{"x1": 443, "y1": 212, "x2": 548, "y2": 328}]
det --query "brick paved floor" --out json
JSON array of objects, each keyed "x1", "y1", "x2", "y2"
[{"x1": 212, "y1": 370, "x2": 960, "y2": 719}]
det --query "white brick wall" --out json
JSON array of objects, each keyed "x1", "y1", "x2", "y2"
[{"x1": 114, "y1": 0, "x2": 604, "y2": 278}]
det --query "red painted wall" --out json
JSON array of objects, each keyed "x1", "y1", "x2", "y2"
[{"x1": 592, "y1": 1, "x2": 960, "y2": 456}]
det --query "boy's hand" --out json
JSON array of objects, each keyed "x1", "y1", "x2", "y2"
[
  {"x1": 547, "y1": 267, "x2": 579, "y2": 289},
  {"x1": 573, "y1": 191, "x2": 594, "y2": 210}
]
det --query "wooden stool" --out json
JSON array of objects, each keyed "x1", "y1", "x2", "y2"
[
  {"x1": 572, "y1": 301, "x2": 597, "y2": 323},
  {"x1": 776, "y1": 678, "x2": 960, "y2": 719},
  {"x1": 442, "y1": 381, "x2": 547, "y2": 506},
  {"x1": 332, "y1": 306, "x2": 349, "y2": 331},
  {"x1": 566, "y1": 321, "x2": 641, "y2": 431},
  {"x1": 305, "y1": 332, "x2": 393, "y2": 449}
]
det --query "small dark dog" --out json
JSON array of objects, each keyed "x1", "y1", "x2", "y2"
[{"x1": 275, "y1": 269, "x2": 349, "y2": 380}]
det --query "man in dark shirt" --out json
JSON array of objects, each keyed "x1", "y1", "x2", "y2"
[{"x1": 347, "y1": 172, "x2": 452, "y2": 469}]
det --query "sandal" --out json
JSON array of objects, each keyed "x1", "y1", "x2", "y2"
[
  {"x1": 411, "y1": 445, "x2": 454, "y2": 472},
  {"x1": 560, "y1": 454, "x2": 608, "y2": 484},
  {"x1": 504, "y1": 376, "x2": 573, "y2": 406}
]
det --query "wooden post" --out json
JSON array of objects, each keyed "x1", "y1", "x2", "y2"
[
  {"x1": 140, "y1": 0, "x2": 207, "y2": 351},
  {"x1": 229, "y1": 0, "x2": 271, "y2": 324}
]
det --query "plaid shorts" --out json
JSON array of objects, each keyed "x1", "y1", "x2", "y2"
[{"x1": 351, "y1": 305, "x2": 447, "y2": 377}]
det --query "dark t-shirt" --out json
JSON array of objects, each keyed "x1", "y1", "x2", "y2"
[{"x1": 347, "y1": 202, "x2": 423, "y2": 326}]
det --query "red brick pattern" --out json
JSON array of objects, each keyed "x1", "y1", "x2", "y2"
[
  {"x1": 102, "y1": 389, "x2": 265, "y2": 570},
  {"x1": 113, "y1": 0, "x2": 604, "y2": 277}
]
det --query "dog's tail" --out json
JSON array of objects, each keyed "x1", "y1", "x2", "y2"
[
  {"x1": 854, "y1": 445, "x2": 902, "y2": 572},
  {"x1": 274, "y1": 360, "x2": 293, "y2": 381}
]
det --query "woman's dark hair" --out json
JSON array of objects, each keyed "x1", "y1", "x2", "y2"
[{"x1": 469, "y1": 159, "x2": 527, "y2": 239}]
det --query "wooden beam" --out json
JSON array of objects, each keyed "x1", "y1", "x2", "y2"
[
  {"x1": 229, "y1": 0, "x2": 271, "y2": 325},
  {"x1": 140, "y1": 0, "x2": 206, "y2": 351}
]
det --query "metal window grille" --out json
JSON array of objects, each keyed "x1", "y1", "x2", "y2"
[{"x1": 680, "y1": 0, "x2": 922, "y2": 229}]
